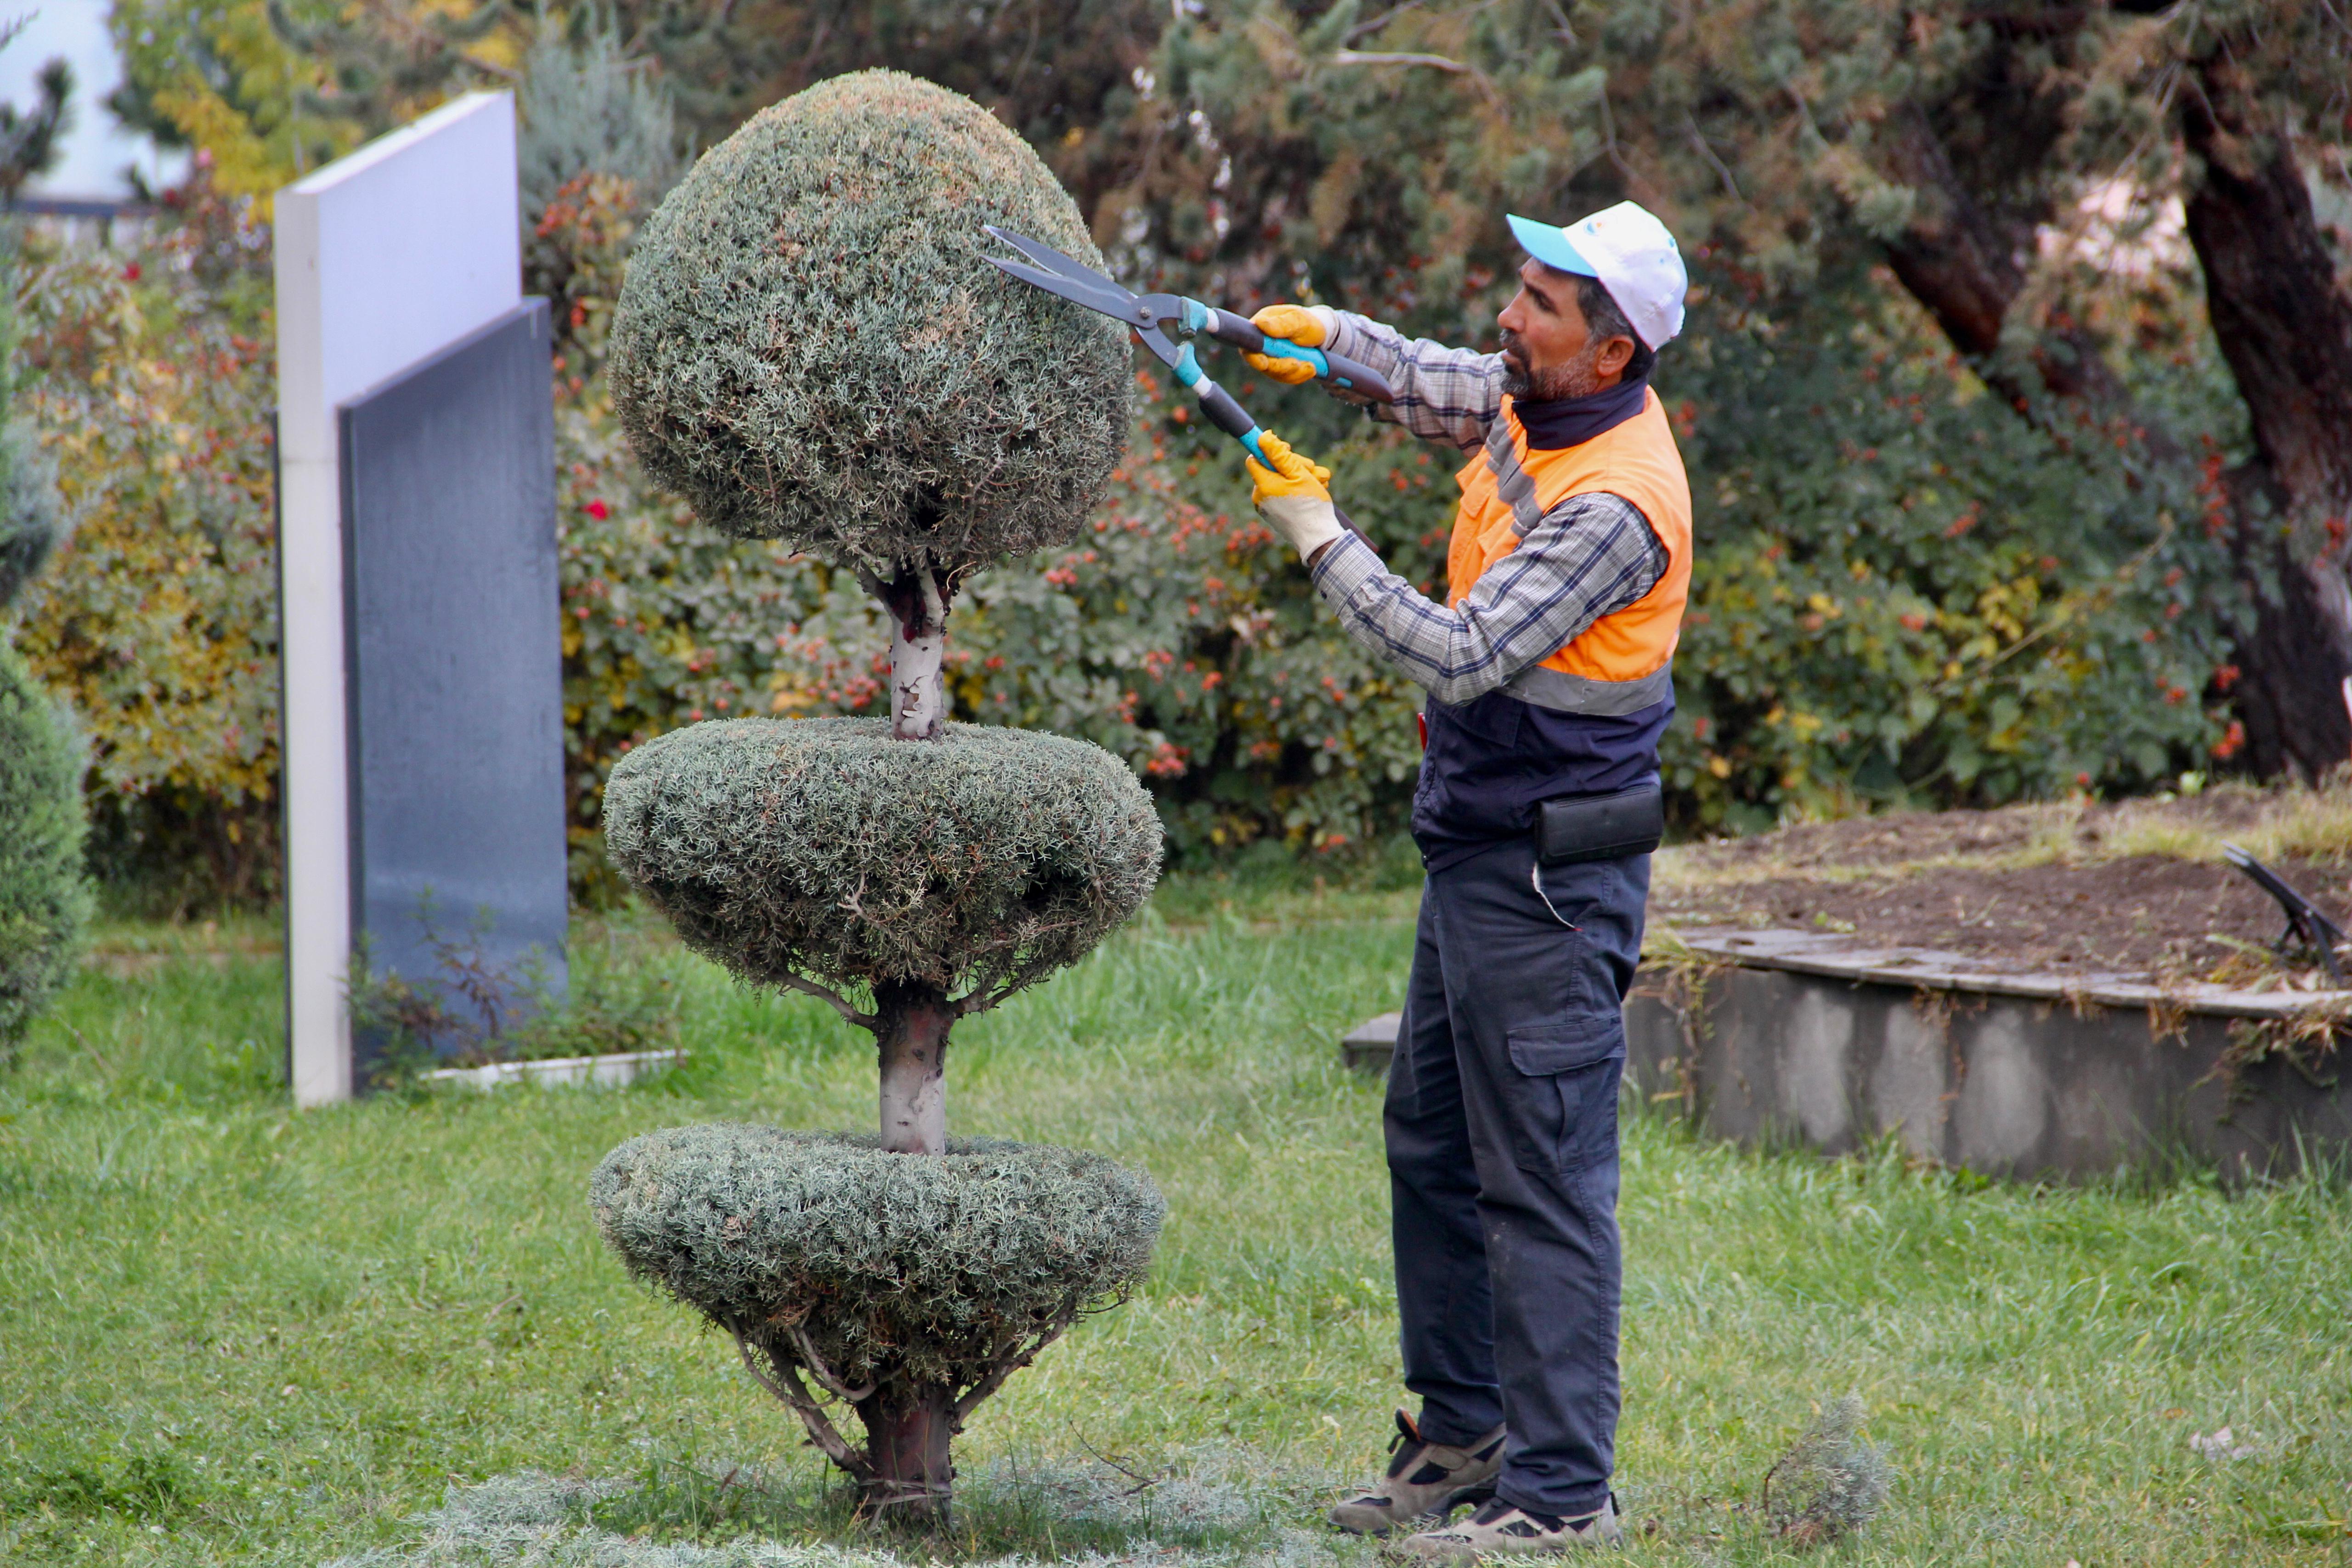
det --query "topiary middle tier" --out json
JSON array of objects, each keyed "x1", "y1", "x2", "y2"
[{"x1": 601, "y1": 717, "x2": 1161, "y2": 1000}]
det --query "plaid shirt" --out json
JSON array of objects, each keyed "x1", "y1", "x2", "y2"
[{"x1": 1306, "y1": 313, "x2": 1667, "y2": 706}]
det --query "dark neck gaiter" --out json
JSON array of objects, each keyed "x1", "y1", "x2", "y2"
[{"x1": 1512, "y1": 373, "x2": 1650, "y2": 450}]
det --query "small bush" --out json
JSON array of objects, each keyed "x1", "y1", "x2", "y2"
[
  {"x1": 0, "y1": 418, "x2": 60, "y2": 611},
  {"x1": 1761, "y1": 1395, "x2": 1892, "y2": 1547},
  {"x1": 345, "y1": 898, "x2": 681, "y2": 1085},
  {"x1": 607, "y1": 69, "x2": 1129, "y2": 570},
  {"x1": 516, "y1": 10, "x2": 684, "y2": 248},
  {"x1": 600, "y1": 717, "x2": 1161, "y2": 999},
  {"x1": 0, "y1": 640, "x2": 90, "y2": 1052},
  {"x1": 591, "y1": 1124, "x2": 1165, "y2": 1391}
]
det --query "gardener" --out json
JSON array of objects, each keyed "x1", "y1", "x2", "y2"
[{"x1": 1240, "y1": 201, "x2": 1690, "y2": 1559}]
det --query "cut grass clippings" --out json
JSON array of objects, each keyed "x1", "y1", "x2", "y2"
[{"x1": 1, "y1": 881, "x2": 2348, "y2": 1564}]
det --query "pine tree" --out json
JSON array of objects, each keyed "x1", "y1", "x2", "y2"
[{"x1": 0, "y1": 52, "x2": 89, "y2": 1049}]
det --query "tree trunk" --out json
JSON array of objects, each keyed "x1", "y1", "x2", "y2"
[
  {"x1": 872, "y1": 980, "x2": 950, "y2": 1156},
  {"x1": 1877, "y1": 108, "x2": 2129, "y2": 411},
  {"x1": 1869, "y1": 85, "x2": 2352, "y2": 781},
  {"x1": 2180, "y1": 54, "x2": 2352, "y2": 780},
  {"x1": 857, "y1": 566, "x2": 960, "y2": 1506},
  {"x1": 870, "y1": 562, "x2": 953, "y2": 742},
  {"x1": 854, "y1": 1381, "x2": 956, "y2": 1524}
]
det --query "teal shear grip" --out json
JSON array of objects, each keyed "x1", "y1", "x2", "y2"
[
  {"x1": 1170, "y1": 340, "x2": 1271, "y2": 465},
  {"x1": 1172, "y1": 295, "x2": 1346, "y2": 385}
]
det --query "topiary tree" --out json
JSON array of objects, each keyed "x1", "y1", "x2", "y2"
[{"x1": 594, "y1": 70, "x2": 1159, "y2": 1524}]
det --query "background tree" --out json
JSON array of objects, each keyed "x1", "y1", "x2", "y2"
[
  {"x1": 107, "y1": 0, "x2": 526, "y2": 199},
  {"x1": 12, "y1": 163, "x2": 282, "y2": 906},
  {"x1": 0, "y1": 196, "x2": 90, "y2": 1057},
  {"x1": 0, "y1": 15, "x2": 71, "y2": 203}
]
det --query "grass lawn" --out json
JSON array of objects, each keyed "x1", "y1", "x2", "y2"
[{"x1": 2, "y1": 874, "x2": 2348, "y2": 1565}]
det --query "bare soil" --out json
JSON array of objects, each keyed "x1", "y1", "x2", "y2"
[{"x1": 1652, "y1": 792, "x2": 2351, "y2": 985}]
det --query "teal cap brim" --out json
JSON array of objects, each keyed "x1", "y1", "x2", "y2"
[{"x1": 1507, "y1": 213, "x2": 1600, "y2": 277}]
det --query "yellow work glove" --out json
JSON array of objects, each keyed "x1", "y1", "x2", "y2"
[
  {"x1": 1245, "y1": 304, "x2": 1339, "y2": 385},
  {"x1": 1244, "y1": 431, "x2": 1346, "y2": 561}
]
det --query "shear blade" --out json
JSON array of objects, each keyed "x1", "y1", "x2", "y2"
[
  {"x1": 984, "y1": 254, "x2": 1149, "y2": 328},
  {"x1": 983, "y1": 228, "x2": 1151, "y2": 328},
  {"x1": 1133, "y1": 324, "x2": 1185, "y2": 371},
  {"x1": 982, "y1": 225, "x2": 1102, "y2": 283}
]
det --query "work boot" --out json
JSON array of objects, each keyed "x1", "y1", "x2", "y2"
[
  {"x1": 1325, "y1": 1410, "x2": 1506, "y2": 1536},
  {"x1": 1393, "y1": 1494, "x2": 1624, "y2": 1559}
]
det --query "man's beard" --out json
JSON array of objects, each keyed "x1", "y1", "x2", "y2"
[{"x1": 1500, "y1": 328, "x2": 1611, "y2": 402}]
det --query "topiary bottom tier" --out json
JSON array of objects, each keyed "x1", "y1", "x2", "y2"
[{"x1": 592, "y1": 1124, "x2": 1163, "y2": 1519}]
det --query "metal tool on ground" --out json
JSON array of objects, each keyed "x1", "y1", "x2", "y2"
[
  {"x1": 2222, "y1": 842, "x2": 2347, "y2": 984},
  {"x1": 981, "y1": 225, "x2": 1395, "y2": 470}
]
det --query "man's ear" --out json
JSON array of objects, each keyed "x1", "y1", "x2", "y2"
[{"x1": 1595, "y1": 335, "x2": 1637, "y2": 378}]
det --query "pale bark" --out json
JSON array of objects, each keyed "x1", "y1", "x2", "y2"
[
  {"x1": 865, "y1": 562, "x2": 954, "y2": 742},
  {"x1": 872, "y1": 980, "x2": 950, "y2": 1156}
]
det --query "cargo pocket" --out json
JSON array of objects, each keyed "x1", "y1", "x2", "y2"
[{"x1": 1502, "y1": 1015, "x2": 1626, "y2": 1175}]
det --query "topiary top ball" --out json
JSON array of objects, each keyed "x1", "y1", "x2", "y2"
[{"x1": 608, "y1": 69, "x2": 1131, "y2": 572}]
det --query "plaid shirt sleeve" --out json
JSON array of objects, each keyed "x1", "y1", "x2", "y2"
[
  {"x1": 1311, "y1": 492, "x2": 1668, "y2": 705},
  {"x1": 1321, "y1": 312, "x2": 1506, "y2": 451}
]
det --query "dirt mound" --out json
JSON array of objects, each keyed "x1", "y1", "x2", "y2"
[{"x1": 1655, "y1": 786, "x2": 2351, "y2": 984}]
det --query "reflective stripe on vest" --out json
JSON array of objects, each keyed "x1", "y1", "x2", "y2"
[{"x1": 1447, "y1": 387, "x2": 1693, "y2": 716}]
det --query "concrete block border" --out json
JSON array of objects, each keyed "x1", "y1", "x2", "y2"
[{"x1": 1339, "y1": 929, "x2": 2351, "y2": 1182}]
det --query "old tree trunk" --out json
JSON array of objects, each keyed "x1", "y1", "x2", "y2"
[
  {"x1": 1874, "y1": 66, "x2": 2352, "y2": 781},
  {"x1": 2180, "y1": 56, "x2": 2352, "y2": 780}
]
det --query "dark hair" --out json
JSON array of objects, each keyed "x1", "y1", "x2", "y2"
[{"x1": 1571, "y1": 271, "x2": 1657, "y2": 384}]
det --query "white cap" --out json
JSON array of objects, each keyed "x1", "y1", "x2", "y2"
[{"x1": 1506, "y1": 201, "x2": 1688, "y2": 350}]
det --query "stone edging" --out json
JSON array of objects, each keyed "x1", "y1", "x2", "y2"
[{"x1": 1662, "y1": 927, "x2": 2352, "y2": 1022}]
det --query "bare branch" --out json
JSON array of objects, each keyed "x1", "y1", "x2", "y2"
[
  {"x1": 1345, "y1": 1, "x2": 1423, "y2": 41},
  {"x1": 952, "y1": 964, "x2": 1055, "y2": 1017},
  {"x1": 1686, "y1": 116, "x2": 1742, "y2": 201},
  {"x1": 951, "y1": 1325, "x2": 1073, "y2": 1426},
  {"x1": 786, "y1": 1323, "x2": 877, "y2": 1404},
  {"x1": 730, "y1": 1328, "x2": 874, "y2": 1478},
  {"x1": 775, "y1": 970, "x2": 877, "y2": 1030}
]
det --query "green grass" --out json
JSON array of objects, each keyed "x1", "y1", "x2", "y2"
[{"x1": 2, "y1": 881, "x2": 2349, "y2": 1565}]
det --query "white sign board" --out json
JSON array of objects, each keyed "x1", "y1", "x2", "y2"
[{"x1": 275, "y1": 94, "x2": 523, "y2": 1106}]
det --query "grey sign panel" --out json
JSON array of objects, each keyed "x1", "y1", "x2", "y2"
[{"x1": 339, "y1": 300, "x2": 565, "y2": 1080}]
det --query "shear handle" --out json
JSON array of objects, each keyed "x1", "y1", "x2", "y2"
[{"x1": 1198, "y1": 310, "x2": 1396, "y2": 403}]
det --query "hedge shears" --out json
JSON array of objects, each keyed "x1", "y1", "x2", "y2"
[{"x1": 982, "y1": 226, "x2": 1395, "y2": 466}]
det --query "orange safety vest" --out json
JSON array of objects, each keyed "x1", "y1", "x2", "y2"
[{"x1": 1447, "y1": 387, "x2": 1692, "y2": 716}]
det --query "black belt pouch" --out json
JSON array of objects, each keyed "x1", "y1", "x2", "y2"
[{"x1": 1537, "y1": 778, "x2": 1664, "y2": 866}]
